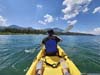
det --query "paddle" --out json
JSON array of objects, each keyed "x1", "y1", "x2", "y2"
[
  {"x1": 32, "y1": 44, "x2": 42, "y2": 53},
  {"x1": 25, "y1": 44, "x2": 42, "y2": 53}
]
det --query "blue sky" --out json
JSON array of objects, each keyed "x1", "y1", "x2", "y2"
[{"x1": 0, "y1": 0, "x2": 100, "y2": 34}]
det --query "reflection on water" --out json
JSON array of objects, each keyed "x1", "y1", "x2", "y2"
[{"x1": 0, "y1": 35, "x2": 100, "y2": 75}]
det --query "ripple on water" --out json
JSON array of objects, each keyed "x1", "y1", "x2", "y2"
[{"x1": 0, "y1": 35, "x2": 100, "y2": 74}]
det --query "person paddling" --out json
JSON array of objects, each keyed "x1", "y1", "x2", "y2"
[
  {"x1": 36, "y1": 29, "x2": 70, "y2": 75},
  {"x1": 42, "y1": 29, "x2": 62, "y2": 56}
]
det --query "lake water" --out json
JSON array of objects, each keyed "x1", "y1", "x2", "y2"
[{"x1": 0, "y1": 35, "x2": 100, "y2": 75}]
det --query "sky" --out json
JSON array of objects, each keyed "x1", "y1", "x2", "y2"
[{"x1": 0, "y1": 0, "x2": 100, "y2": 34}]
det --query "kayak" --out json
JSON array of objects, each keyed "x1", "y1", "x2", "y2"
[{"x1": 26, "y1": 46, "x2": 81, "y2": 75}]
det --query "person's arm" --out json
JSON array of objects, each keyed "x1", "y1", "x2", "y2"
[{"x1": 55, "y1": 36, "x2": 62, "y2": 42}]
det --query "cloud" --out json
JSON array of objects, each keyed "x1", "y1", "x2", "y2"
[
  {"x1": 62, "y1": 0, "x2": 92, "y2": 20},
  {"x1": 84, "y1": 27, "x2": 100, "y2": 35},
  {"x1": 38, "y1": 20, "x2": 46, "y2": 25},
  {"x1": 93, "y1": 7, "x2": 100, "y2": 14},
  {"x1": 92, "y1": 27, "x2": 100, "y2": 35},
  {"x1": 67, "y1": 20, "x2": 77, "y2": 25},
  {"x1": 44, "y1": 14, "x2": 54, "y2": 23},
  {"x1": 0, "y1": 16, "x2": 8, "y2": 26},
  {"x1": 66, "y1": 20, "x2": 77, "y2": 32},
  {"x1": 82, "y1": 7, "x2": 89, "y2": 13},
  {"x1": 74, "y1": 27, "x2": 100, "y2": 35},
  {"x1": 38, "y1": 14, "x2": 54, "y2": 25},
  {"x1": 36, "y1": 4, "x2": 43, "y2": 9}
]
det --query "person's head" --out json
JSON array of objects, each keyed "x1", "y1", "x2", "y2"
[{"x1": 47, "y1": 29, "x2": 54, "y2": 36}]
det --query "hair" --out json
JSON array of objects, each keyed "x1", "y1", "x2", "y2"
[{"x1": 47, "y1": 29, "x2": 54, "y2": 36}]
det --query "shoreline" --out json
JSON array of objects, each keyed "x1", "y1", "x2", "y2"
[{"x1": 0, "y1": 32, "x2": 95, "y2": 36}]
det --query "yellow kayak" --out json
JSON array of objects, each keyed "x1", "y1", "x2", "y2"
[{"x1": 26, "y1": 46, "x2": 81, "y2": 75}]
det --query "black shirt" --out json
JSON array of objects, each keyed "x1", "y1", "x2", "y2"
[{"x1": 42, "y1": 35, "x2": 61, "y2": 44}]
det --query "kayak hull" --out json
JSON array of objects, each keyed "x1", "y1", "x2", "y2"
[{"x1": 26, "y1": 46, "x2": 81, "y2": 75}]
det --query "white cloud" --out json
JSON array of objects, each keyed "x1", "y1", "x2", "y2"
[
  {"x1": 66, "y1": 20, "x2": 77, "y2": 32},
  {"x1": 92, "y1": 27, "x2": 100, "y2": 35},
  {"x1": 0, "y1": 16, "x2": 8, "y2": 26},
  {"x1": 84, "y1": 27, "x2": 100, "y2": 35},
  {"x1": 93, "y1": 7, "x2": 100, "y2": 14},
  {"x1": 67, "y1": 20, "x2": 77, "y2": 25},
  {"x1": 38, "y1": 20, "x2": 46, "y2": 25},
  {"x1": 82, "y1": 7, "x2": 89, "y2": 13},
  {"x1": 44, "y1": 14, "x2": 54, "y2": 23},
  {"x1": 75, "y1": 27, "x2": 100, "y2": 35},
  {"x1": 62, "y1": 0, "x2": 92, "y2": 20},
  {"x1": 36, "y1": 4, "x2": 43, "y2": 8},
  {"x1": 38, "y1": 14, "x2": 54, "y2": 25}
]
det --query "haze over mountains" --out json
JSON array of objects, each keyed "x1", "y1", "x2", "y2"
[
  {"x1": 0, "y1": 25, "x2": 94, "y2": 35},
  {"x1": 0, "y1": 25, "x2": 64, "y2": 32}
]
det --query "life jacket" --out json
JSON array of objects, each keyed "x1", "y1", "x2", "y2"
[{"x1": 45, "y1": 39, "x2": 57, "y2": 56}]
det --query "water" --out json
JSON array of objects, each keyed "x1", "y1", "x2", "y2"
[{"x1": 0, "y1": 35, "x2": 100, "y2": 75}]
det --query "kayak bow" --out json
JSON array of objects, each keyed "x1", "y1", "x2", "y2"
[{"x1": 26, "y1": 46, "x2": 81, "y2": 75}]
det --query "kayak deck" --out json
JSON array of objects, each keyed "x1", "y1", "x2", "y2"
[{"x1": 26, "y1": 46, "x2": 81, "y2": 75}]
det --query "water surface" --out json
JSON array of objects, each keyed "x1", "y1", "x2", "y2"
[{"x1": 0, "y1": 35, "x2": 100, "y2": 75}]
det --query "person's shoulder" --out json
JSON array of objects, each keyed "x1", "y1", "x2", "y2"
[
  {"x1": 53, "y1": 35, "x2": 60, "y2": 38},
  {"x1": 53, "y1": 35, "x2": 62, "y2": 42}
]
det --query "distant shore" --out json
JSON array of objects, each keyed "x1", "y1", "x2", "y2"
[
  {"x1": 0, "y1": 25, "x2": 95, "y2": 36},
  {"x1": 0, "y1": 32, "x2": 94, "y2": 36}
]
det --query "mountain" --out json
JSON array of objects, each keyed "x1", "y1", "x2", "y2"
[
  {"x1": 0, "y1": 25, "x2": 94, "y2": 35},
  {"x1": 8, "y1": 25, "x2": 24, "y2": 29},
  {"x1": 53, "y1": 28, "x2": 64, "y2": 32},
  {"x1": 0, "y1": 26, "x2": 6, "y2": 29},
  {"x1": 0, "y1": 26, "x2": 7, "y2": 31},
  {"x1": 8, "y1": 25, "x2": 35, "y2": 30}
]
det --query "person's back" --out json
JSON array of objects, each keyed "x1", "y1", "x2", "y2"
[
  {"x1": 42, "y1": 29, "x2": 61, "y2": 56},
  {"x1": 36, "y1": 29, "x2": 70, "y2": 75}
]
